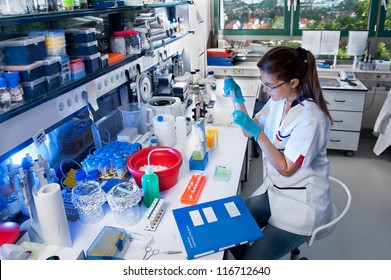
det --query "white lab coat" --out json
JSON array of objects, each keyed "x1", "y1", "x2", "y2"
[
  {"x1": 251, "y1": 98, "x2": 333, "y2": 236},
  {"x1": 373, "y1": 89, "x2": 391, "y2": 156}
]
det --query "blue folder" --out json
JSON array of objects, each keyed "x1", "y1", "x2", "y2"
[
  {"x1": 207, "y1": 57, "x2": 234, "y2": 66},
  {"x1": 172, "y1": 195, "x2": 264, "y2": 259}
]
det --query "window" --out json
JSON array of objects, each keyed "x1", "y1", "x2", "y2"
[
  {"x1": 218, "y1": 0, "x2": 290, "y2": 35},
  {"x1": 216, "y1": 0, "x2": 389, "y2": 59},
  {"x1": 378, "y1": 0, "x2": 391, "y2": 36},
  {"x1": 293, "y1": 0, "x2": 375, "y2": 36}
]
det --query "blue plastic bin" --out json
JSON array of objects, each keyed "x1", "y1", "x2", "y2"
[
  {"x1": 73, "y1": 52, "x2": 101, "y2": 74},
  {"x1": 67, "y1": 41, "x2": 99, "y2": 56},
  {"x1": 21, "y1": 76, "x2": 47, "y2": 100},
  {"x1": 3, "y1": 61, "x2": 44, "y2": 82},
  {"x1": 41, "y1": 56, "x2": 61, "y2": 76},
  {"x1": 65, "y1": 28, "x2": 97, "y2": 44},
  {"x1": 0, "y1": 36, "x2": 46, "y2": 65}
]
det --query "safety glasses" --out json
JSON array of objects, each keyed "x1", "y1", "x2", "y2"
[{"x1": 259, "y1": 76, "x2": 289, "y2": 91}]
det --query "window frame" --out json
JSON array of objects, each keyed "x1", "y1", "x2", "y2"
[
  {"x1": 292, "y1": 0, "x2": 378, "y2": 37},
  {"x1": 378, "y1": 0, "x2": 391, "y2": 37},
  {"x1": 214, "y1": 0, "x2": 291, "y2": 36},
  {"x1": 215, "y1": 0, "x2": 381, "y2": 38}
]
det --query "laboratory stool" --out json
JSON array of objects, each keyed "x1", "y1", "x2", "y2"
[{"x1": 290, "y1": 176, "x2": 352, "y2": 260}]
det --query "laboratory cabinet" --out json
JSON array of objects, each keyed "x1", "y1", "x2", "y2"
[
  {"x1": 323, "y1": 84, "x2": 367, "y2": 156},
  {"x1": 0, "y1": 1, "x2": 197, "y2": 162}
]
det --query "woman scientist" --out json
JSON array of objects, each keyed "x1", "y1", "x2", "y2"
[{"x1": 226, "y1": 46, "x2": 334, "y2": 260}]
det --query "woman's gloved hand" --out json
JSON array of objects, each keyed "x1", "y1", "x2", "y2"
[
  {"x1": 224, "y1": 76, "x2": 245, "y2": 103},
  {"x1": 232, "y1": 110, "x2": 262, "y2": 139}
]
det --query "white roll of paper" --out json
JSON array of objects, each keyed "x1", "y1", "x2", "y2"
[{"x1": 33, "y1": 183, "x2": 72, "y2": 247}]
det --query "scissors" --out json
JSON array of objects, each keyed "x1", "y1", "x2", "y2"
[{"x1": 143, "y1": 246, "x2": 159, "y2": 260}]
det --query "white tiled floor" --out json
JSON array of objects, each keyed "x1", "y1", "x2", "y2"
[{"x1": 241, "y1": 134, "x2": 391, "y2": 260}]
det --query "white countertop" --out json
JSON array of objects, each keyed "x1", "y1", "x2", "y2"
[{"x1": 65, "y1": 79, "x2": 258, "y2": 260}]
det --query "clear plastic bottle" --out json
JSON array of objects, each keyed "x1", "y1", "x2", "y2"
[
  {"x1": 124, "y1": 30, "x2": 141, "y2": 55},
  {"x1": 74, "y1": 169, "x2": 87, "y2": 186},
  {"x1": 206, "y1": 70, "x2": 217, "y2": 96},
  {"x1": 194, "y1": 68, "x2": 201, "y2": 84},
  {"x1": 141, "y1": 166, "x2": 159, "y2": 207},
  {"x1": 0, "y1": 78, "x2": 11, "y2": 113}
]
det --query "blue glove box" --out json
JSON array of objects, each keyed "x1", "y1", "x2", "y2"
[
  {"x1": 3, "y1": 61, "x2": 44, "y2": 82},
  {"x1": 65, "y1": 28, "x2": 97, "y2": 44},
  {"x1": 45, "y1": 73, "x2": 60, "y2": 92},
  {"x1": 67, "y1": 41, "x2": 99, "y2": 56},
  {"x1": 41, "y1": 56, "x2": 61, "y2": 76},
  {"x1": 73, "y1": 52, "x2": 101, "y2": 74},
  {"x1": 21, "y1": 76, "x2": 47, "y2": 100},
  {"x1": 0, "y1": 36, "x2": 47, "y2": 65}
]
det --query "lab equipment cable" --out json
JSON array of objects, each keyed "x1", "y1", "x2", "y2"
[
  {"x1": 59, "y1": 158, "x2": 82, "y2": 189},
  {"x1": 82, "y1": 91, "x2": 102, "y2": 148}
]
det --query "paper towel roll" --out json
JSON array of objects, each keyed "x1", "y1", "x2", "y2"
[{"x1": 33, "y1": 183, "x2": 72, "y2": 247}]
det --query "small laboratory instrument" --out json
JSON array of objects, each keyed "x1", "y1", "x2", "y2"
[
  {"x1": 143, "y1": 245, "x2": 159, "y2": 260},
  {"x1": 339, "y1": 71, "x2": 356, "y2": 81},
  {"x1": 144, "y1": 198, "x2": 165, "y2": 232},
  {"x1": 189, "y1": 118, "x2": 208, "y2": 170},
  {"x1": 86, "y1": 226, "x2": 128, "y2": 259},
  {"x1": 180, "y1": 174, "x2": 207, "y2": 205}
]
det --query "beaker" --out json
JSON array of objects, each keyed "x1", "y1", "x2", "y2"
[
  {"x1": 118, "y1": 103, "x2": 153, "y2": 134},
  {"x1": 107, "y1": 181, "x2": 143, "y2": 227},
  {"x1": 71, "y1": 181, "x2": 106, "y2": 224}
]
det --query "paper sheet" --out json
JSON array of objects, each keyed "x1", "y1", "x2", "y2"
[{"x1": 347, "y1": 31, "x2": 368, "y2": 56}]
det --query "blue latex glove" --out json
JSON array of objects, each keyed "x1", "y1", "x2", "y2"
[
  {"x1": 224, "y1": 76, "x2": 245, "y2": 103},
  {"x1": 232, "y1": 110, "x2": 262, "y2": 139}
]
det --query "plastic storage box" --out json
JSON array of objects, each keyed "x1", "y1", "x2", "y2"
[
  {"x1": 0, "y1": 36, "x2": 47, "y2": 65},
  {"x1": 108, "y1": 52, "x2": 124, "y2": 65},
  {"x1": 65, "y1": 28, "x2": 97, "y2": 44},
  {"x1": 21, "y1": 76, "x2": 47, "y2": 100},
  {"x1": 101, "y1": 53, "x2": 109, "y2": 68},
  {"x1": 74, "y1": 52, "x2": 101, "y2": 74},
  {"x1": 45, "y1": 73, "x2": 60, "y2": 92},
  {"x1": 41, "y1": 56, "x2": 61, "y2": 76},
  {"x1": 86, "y1": 226, "x2": 128, "y2": 259},
  {"x1": 3, "y1": 61, "x2": 44, "y2": 82},
  {"x1": 67, "y1": 41, "x2": 99, "y2": 56}
]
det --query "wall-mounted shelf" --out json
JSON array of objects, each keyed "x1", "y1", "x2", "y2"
[
  {"x1": 0, "y1": 1, "x2": 193, "y2": 161},
  {"x1": 0, "y1": 1, "x2": 192, "y2": 27}
]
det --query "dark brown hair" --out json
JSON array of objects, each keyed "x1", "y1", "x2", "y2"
[{"x1": 257, "y1": 46, "x2": 333, "y2": 123}]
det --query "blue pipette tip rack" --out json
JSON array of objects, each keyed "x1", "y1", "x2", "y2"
[{"x1": 189, "y1": 152, "x2": 209, "y2": 171}]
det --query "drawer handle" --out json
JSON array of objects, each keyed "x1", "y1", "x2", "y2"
[
  {"x1": 333, "y1": 120, "x2": 343, "y2": 123},
  {"x1": 329, "y1": 138, "x2": 341, "y2": 142},
  {"x1": 334, "y1": 99, "x2": 346, "y2": 103}
]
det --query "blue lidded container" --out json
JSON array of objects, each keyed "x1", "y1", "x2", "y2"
[
  {"x1": 21, "y1": 76, "x2": 47, "y2": 100},
  {"x1": 0, "y1": 36, "x2": 47, "y2": 65},
  {"x1": 3, "y1": 61, "x2": 44, "y2": 82},
  {"x1": 73, "y1": 52, "x2": 101, "y2": 74},
  {"x1": 67, "y1": 41, "x2": 99, "y2": 56},
  {"x1": 65, "y1": 28, "x2": 97, "y2": 44},
  {"x1": 41, "y1": 56, "x2": 61, "y2": 76}
]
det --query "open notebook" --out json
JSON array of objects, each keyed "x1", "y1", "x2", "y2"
[{"x1": 172, "y1": 195, "x2": 264, "y2": 259}]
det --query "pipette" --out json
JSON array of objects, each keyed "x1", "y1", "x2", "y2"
[
  {"x1": 18, "y1": 168, "x2": 33, "y2": 221},
  {"x1": 230, "y1": 90, "x2": 236, "y2": 110}
]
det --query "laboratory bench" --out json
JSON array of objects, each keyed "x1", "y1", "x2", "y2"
[
  {"x1": 208, "y1": 62, "x2": 377, "y2": 156},
  {"x1": 18, "y1": 78, "x2": 258, "y2": 260}
]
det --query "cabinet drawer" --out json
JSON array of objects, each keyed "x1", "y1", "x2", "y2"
[
  {"x1": 327, "y1": 130, "x2": 360, "y2": 151},
  {"x1": 330, "y1": 111, "x2": 363, "y2": 131},
  {"x1": 324, "y1": 90, "x2": 366, "y2": 111}
]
